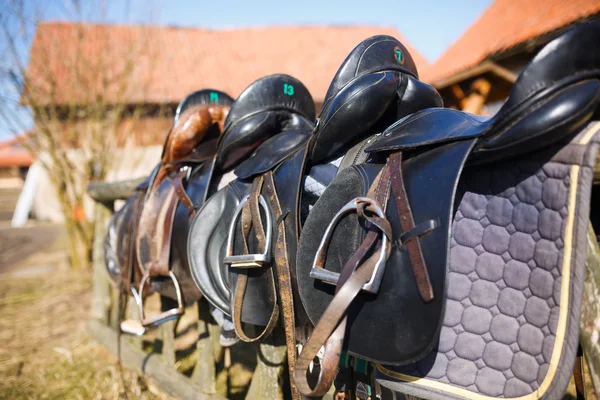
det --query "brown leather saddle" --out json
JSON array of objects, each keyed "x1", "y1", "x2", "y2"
[
  {"x1": 104, "y1": 89, "x2": 234, "y2": 333},
  {"x1": 294, "y1": 22, "x2": 600, "y2": 398}
]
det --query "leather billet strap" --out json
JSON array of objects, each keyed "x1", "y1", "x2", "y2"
[
  {"x1": 232, "y1": 175, "x2": 280, "y2": 342},
  {"x1": 294, "y1": 165, "x2": 393, "y2": 397},
  {"x1": 388, "y1": 153, "x2": 433, "y2": 302},
  {"x1": 263, "y1": 171, "x2": 301, "y2": 400}
]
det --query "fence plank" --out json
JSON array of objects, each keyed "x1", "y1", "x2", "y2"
[
  {"x1": 91, "y1": 201, "x2": 113, "y2": 323},
  {"x1": 87, "y1": 318, "x2": 226, "y2": 400},
  {"x1": 245, "y1": 333, "x2": 286, "y2": 400}
]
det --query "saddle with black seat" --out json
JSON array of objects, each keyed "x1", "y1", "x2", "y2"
[
  {"x1": 188, "y1": 35, "x2": 443, "y2": 398},
  {"x1": 295, "y1": 22, "x2": 600, "y2": 399},
  {"x1": 104, "y1": 88, "x2": 236, "y2": 333}
]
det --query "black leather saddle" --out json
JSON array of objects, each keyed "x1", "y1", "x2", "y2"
[
  {"x1": 188, "y1": 35, "x2": 443, "y2": 398},
  {"x1": 187, "y1": 74, "x2": 316, "y2": 320},
  {"x1": 295, "y1": 22, "x2": 600, "y2": 397}
]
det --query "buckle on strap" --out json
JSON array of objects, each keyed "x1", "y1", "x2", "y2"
[
  {"x1": 223, "y1": 194, "x2": 273, "y2": 268},
  {"x1": 310, "y1": 197, "x2": 390, "y2": 294},
  {"x1": 137, "y1": 271, "x2": 184, "y2": 328}
]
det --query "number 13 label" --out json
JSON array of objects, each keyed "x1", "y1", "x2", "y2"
[{"x1": 283, "y1": 83, "x2": 294, "y2": 96}]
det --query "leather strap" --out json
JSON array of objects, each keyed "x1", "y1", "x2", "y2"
[
  {"x1": 263, "y1": 170, "x2": 301, "y2": 400},
  {"x1": 172, "y1": 170, "x2": 196, "y2": 218},
  {"x1": 294, "y1": 166, "x2": 393, "y2": 397},
  {"x1": 389, "y1": 152, "x2": 434, "y2": 302},
  {"x1": 232, "y1": 176, "x2": 280, "y2": 342}
]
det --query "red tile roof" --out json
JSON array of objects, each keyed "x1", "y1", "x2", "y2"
[
  {"x1": 25, "y1": 22, "x2": 429, "y2": 105},
  {"x1": 0, "y1": 135, "x2": 34, "y2": 168},
  {"x1": 422, "y1": 0, "x2": 600, "y2": 86}
]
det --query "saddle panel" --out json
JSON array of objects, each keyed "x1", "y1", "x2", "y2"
[
  {"x1": 296, "y1": 139, "x2": 476, "y2": 364},
  {"x1": 376, "y1": 121, "x2": 600, "y2": 400},
  {"x1": 188, "y1": 180, "x2": 252, "y2": 316}
]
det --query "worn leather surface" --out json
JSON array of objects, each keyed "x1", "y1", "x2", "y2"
[
  {"x1": 217, "y1": 74, "x2": 315, "y2": 170},
  {"x1": 369, "y1": 80, "x2": 600, "y2": 161},
  {"x1": 307, "y1": 35, "x2": 442, "y2": 164}
]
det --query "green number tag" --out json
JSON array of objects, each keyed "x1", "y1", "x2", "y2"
[
  {"x1": 394, "y1": 48, "x2": 404, "y2": 64},
  {"x1": 209, "y1": 92, "x2": 219, "y2": 102},
  {"x1": 283, "y1": 83, "x2": 294, "y2": 96}
]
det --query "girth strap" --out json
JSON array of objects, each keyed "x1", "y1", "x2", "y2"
[
  {"x1": 232, "y1": 176, "x2": 280, "y2": 342},
  {"x1": 294, "y1": 165, "x2": 393, "y2": 397}
]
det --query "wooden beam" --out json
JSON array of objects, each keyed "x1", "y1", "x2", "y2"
[
  {"x1": 87, "y1": 177, "x2": 145, "y2": 203},
  {"x1": 87, "y1": 318, "x2": 227, "y2": 400},
  {"x1": 433, "y1": 61, "x2": 517, "y2": 90},
  {"x1": 460, "y1": 78, "x2": 492, "y2": 115}
]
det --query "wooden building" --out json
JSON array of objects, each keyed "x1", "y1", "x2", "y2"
[{"x1": 421, "y1": 0, "x2": 600, "y2": 115}]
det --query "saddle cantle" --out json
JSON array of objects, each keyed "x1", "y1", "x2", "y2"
[
  {"x1": 104, "y1": 89, "x2": 234, "y2": 331},
  {"x1": 295, "y1": 21, "x2": 600, "y2": 398}
]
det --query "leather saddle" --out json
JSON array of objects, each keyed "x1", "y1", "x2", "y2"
[
  {"x1": 188, "y1": 35, "x2": 443, "y2": 398},
  {"x1": 294, "y1": 22, "x2": 600, "y2": 397},
  {"x1": 104, "y1": 89, "x2": 235, "y2": 332}
]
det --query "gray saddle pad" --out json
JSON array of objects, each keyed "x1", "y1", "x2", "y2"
[{"x1": 376, "y1": 122, "x2": 600, "y2": 400}]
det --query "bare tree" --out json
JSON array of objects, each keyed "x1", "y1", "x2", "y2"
[{"x1": 0, "y1": 0, "x2": 165, "y2": 269}]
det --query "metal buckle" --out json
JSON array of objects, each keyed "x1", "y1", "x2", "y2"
[
  {"x1": 223, "y1": 194, "x2": 272, "y2": 268},
  {"x1": 137, "y1": 271, "x2": 184, "y2": 327},
  {"x1": 309, "y1": 197, "x2": 390, "y2": 294}
]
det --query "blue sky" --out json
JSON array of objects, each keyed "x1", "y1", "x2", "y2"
[{"x1": 0, "y1": 0, "x2": 492, "y2": 140}]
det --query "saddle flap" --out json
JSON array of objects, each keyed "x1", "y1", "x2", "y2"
[
  {"x1": 473, "y1": 79, "x2": 600, "y2": 163},
  {"x1": 366, "y1": 108, "x2": 490, "y2": 153},
  {"x1": 234, "y1": 129, "x2": 311, "y2": 179},
  {"x1": 217, "y1": 74, "x2": 315, "y2": 171}
]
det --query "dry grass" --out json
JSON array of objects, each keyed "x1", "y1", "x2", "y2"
[{"x1": 0, "y1": 259, "x2": 167, "y2": 400}]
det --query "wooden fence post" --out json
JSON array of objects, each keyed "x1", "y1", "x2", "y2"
[
  {"x1": 91, "y1": 200, "x2": 114, "y2": 324},
  {"x1": 245, "y1": 331, "x2": 287, "y2": 400},
  {"x1": 582, "y1": 223, "x2": 600, "y2": 398},
  {"x1": 192, "y1": 299, "x2": 220, "y2": 394}
]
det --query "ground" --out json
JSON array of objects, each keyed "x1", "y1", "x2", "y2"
[{"x1": 0, "y1": 222, "x2": 168, "y2": 400}]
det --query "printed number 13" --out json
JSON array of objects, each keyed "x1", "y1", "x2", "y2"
[{"x1": 283, "y1": 83, "x2": 294, "y2": 96}]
